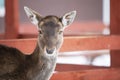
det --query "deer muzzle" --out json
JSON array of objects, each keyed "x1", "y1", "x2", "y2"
[{"x1": 46, "y1": 48, "x2": 56, "y2": 54}]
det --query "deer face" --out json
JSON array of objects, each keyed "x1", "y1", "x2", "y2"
[
  {"x1": 37, "y1": 16, "x2": 64, "y2": 54},
  {"x1": 24, "y1": 6, "x2": 76, "y2": 54}
]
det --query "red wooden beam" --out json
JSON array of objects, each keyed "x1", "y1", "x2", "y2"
[
  {"x1": 55, "y1": 64, "x2": 107, "y2": 72},
  {"x1": 5, "y1": 0, "x2": 19, "y2": 39},
  {"x1": 110, "y1": 0, "x2": 120, "y2": 67},
  {"x1": 110, "y1": 0, "x2": 120, "y2": 35},
  {"x1": 0, "y1": 36, "x2": 120, "y2": 54},
  {"x1": 0, "y1": 38, "x2": 36, "y2": 54},
  {"x1": 61, "y1": 35, "x2": 120, "y2": 52},
  {"x1": 51, "y1": 68, "x2": 120, "y2": 80}
]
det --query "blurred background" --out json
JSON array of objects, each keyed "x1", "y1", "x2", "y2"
[
  {"x1": 1, "y1": 1, "x2": 120, "y2": 79},
  {"x1": 0, "y1": 0, "x2": 110, "y2": 36},
  {"x1": 0, "y1": 0, "x2": 110, "y2": 67}
]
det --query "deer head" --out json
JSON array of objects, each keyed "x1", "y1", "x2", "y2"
[{"x1": 24, "y1": 6, "x2": 76, "y2": 55}]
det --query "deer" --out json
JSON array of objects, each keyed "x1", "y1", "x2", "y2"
[{"x1": 0, "y1": 6, "x2": 76, "y2": 80}]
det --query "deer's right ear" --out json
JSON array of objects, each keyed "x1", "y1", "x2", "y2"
[{"x1": 24, "y1": 6, "x2": 42, "y2": 26}]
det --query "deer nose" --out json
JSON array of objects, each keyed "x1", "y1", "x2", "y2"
[{"x1": 46, "y1": 48, "x2": 55, "y2": 54}]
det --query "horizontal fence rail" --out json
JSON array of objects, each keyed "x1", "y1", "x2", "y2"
[
  {"x1": 51, "y1": 68, "x2": 120, "y2": 80},
  {"x1": 0, "y1": 35, "x2": 120, "y2": 54}
]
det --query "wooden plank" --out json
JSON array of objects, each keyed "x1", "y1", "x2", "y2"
[
  {"x1": 61, "y1": 35, "x2": 120, "y2": 52},
  {"x1": 111, "y1": 50, "x2": 120, "y2": 67},
  {"x1": 110, "y1": 0, "x2": 120, "y2": 34},
  {"x1": 51, "y1": 68, "x2": 120, "y2": 80},
  {"x1": 5, "y1": 0, "x2": 19, "y2": 39},
  {"x1": 0, "y1": 36, "x2": 120, "y2": 53},
  {"x1": 55, "y1": 64, "x2": 108, "y2": 72},
  {"x1": 0, "y1": 38, "x2": 36, "y2": 54},
  {"x1": 110, "y1": 0, "x2": 120, "y2": 67}
]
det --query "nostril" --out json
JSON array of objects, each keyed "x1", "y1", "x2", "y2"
[{"x1": 46, "y1": 48, "x2": 55, "y2": 54}]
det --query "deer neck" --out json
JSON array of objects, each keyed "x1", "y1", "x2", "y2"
[{"x1": 26, "y1": 39, "x2": 57, "y2": 80}]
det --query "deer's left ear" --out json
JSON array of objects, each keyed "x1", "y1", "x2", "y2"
[
  {"x1": 61, "y1": 11, "x2": 76, "y2": 27},
  {"x1": 24, "y1": 6, "x2": 42, "y2": 26}
]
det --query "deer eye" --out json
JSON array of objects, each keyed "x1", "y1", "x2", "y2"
[
  {"x1": 38, "y1": 30, "x2": 43, "y2": 34},
  {"x1": 59, "y1": 31, "x2": 63, "y2": 34}
]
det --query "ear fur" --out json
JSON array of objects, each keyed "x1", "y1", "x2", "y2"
[
  {"x1": 62, "y1": 11, "x2": 76, "y2": 27},
  {"x1": 24, "y1": 6, "x2": 42, "y2": 26}
]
